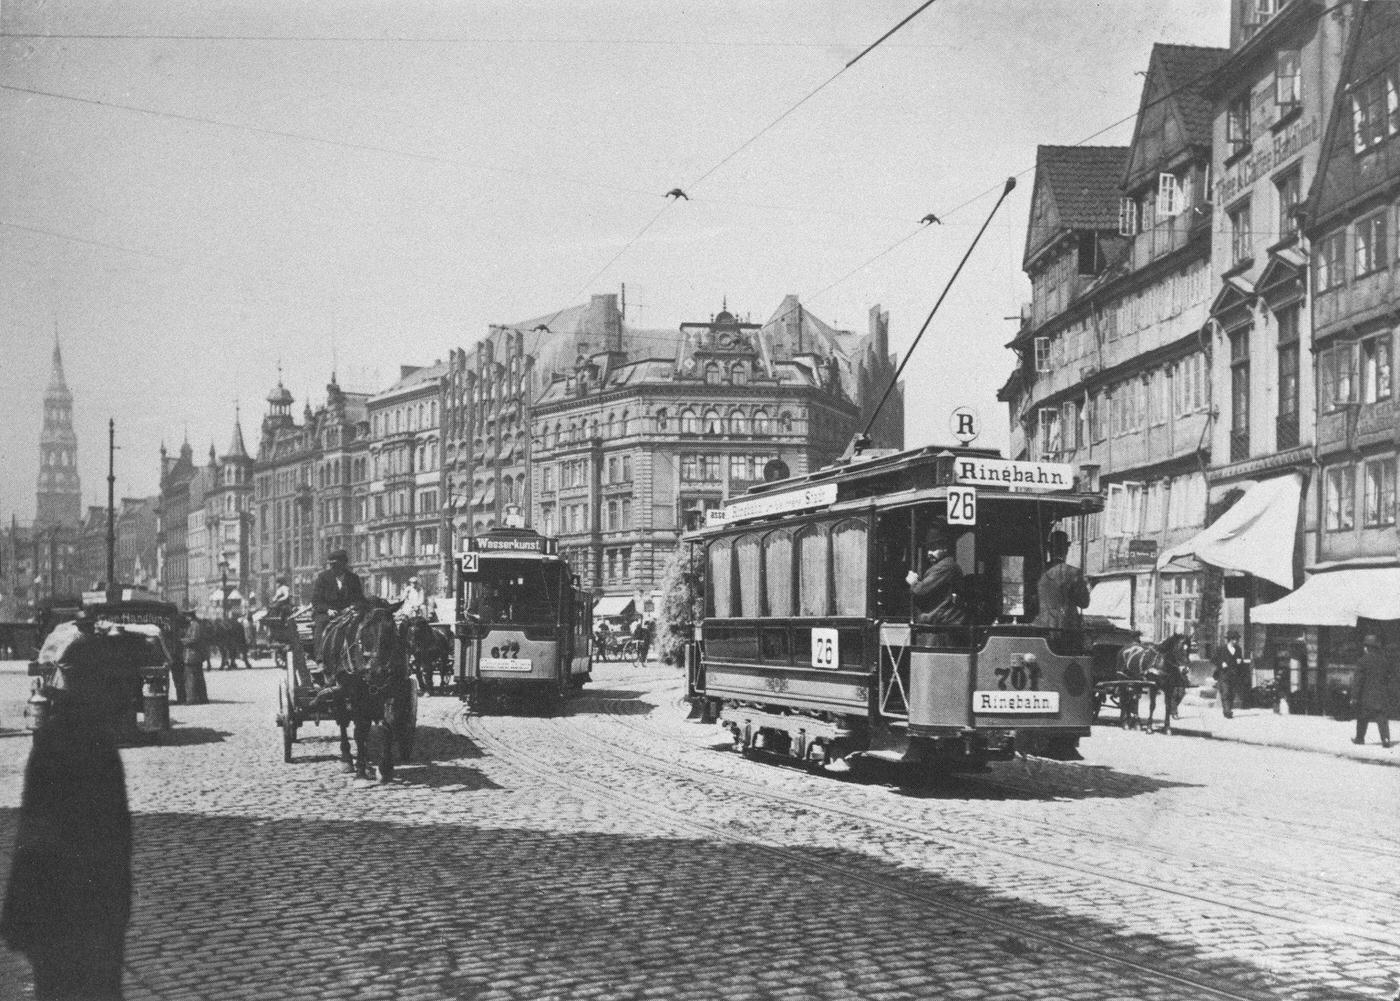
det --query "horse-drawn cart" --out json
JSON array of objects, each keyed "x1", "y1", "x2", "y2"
[
  {"x1": 274, "y1": 604, "x2": 418, "y2": 777},
  {"x1": 29, "y1": 597, "x2": 179, "y2": 745}
]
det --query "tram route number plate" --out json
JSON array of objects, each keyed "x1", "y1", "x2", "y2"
[
  {"x1": 947, "y1": 486, "x2": 976, "y2": 525},
  {"x1": 480, "y1": 657, "x2": 532, "y2": 672},
  {"x1": 460, "y1": 553, "x2": 480, "y2": 574},
  {"x1": 811, "y1": 628, "x2": 839, "y2": 669}
]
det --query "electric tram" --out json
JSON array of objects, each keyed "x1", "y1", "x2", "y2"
[
  {"x1": 685, "y1": 437, "x2": 1105, "y2": 770},
  {"x1": 453, "y1": 522, "x2": 592, "y2": 712}
]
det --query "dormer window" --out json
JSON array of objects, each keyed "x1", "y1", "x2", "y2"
[
  {"x1": 1350, "y1": 71, "x2": 1397, "y2": 153},
  {"x1": 1155, "y1": 173, "x2": 1183, "y2": 218}
]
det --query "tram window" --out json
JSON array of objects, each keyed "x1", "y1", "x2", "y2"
[
  {"x1": 795, "y1": 523, "x2": 830, "y2": 617},
  {"x1": 763, "y1": 530, "x2": 794, "y2": 616},
  {"x1": 734, "y1": 534, "x2": 762, "y2": 617},
  {"x1": 708, "y1": 538, "x2": 734, "y2": 618},
  {"x1": 873, "y1": 510, "x2": 914, "y2": 619},
  {"x1": 831, "y1": 519, "x2": 867, "y2": 617},
  {"x1": 463, "y1": 560, "x2": 561, "y2": 625}
]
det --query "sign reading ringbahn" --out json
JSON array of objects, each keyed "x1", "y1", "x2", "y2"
[
  {"x1": 954, "y1": 458, "x2": 1074, "y2": 491},
  {"x1": 973, "y1": 691, "x2": 1060, "y2": 714}
]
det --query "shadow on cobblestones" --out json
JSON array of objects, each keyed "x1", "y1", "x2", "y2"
[
  {"x1": 893, "y1": 760, "x2": 1201, "y2": 801},
  {"x1": 157, "y1": 726, "x2": 233, "y2": 748},
  {"x1": 0, "y1": 812, "x2": 1379, "y2": 1001},
  {"x1": 388, "y1": 763, "x2": 503, "y2": 791},
  {"x1": 567, "y1": 689, "x2": 653, "y2": 717}
]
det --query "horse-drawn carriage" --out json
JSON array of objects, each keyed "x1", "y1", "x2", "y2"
[
  {"x1": 274, "y1": 600, "x2": 418, "y2": 781},
  {"x1": 29, "y1": 596, "x2": 179, "y2": 745},
  {"x1": 1087, "y1": 620, "x2": 1192, "y2": 733}
]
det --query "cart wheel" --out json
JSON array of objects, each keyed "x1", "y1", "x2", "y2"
[{"x1": 280, "y1": 679, "x2": 296, "y2": 763}]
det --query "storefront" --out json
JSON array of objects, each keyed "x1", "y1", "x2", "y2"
[{"x1": 1253, "y1": 563, "x2": 1400, "y2": 715}]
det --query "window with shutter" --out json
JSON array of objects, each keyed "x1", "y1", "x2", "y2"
[{"x1": 1118, "y1": 197, "x2": 1138, "y2": 236}]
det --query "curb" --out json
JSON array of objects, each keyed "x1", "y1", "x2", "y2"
[{"x1": 1166, "y1": 724, "x2": 1400, "y2": 767}]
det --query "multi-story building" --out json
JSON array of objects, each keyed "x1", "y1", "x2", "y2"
[
  {"x1": 364, "y1": 362, "x2": 447, "y2": 599},
  {"x1": 530, "y1": 299, "x2": 892, "y2": 612},
  {"x1": 441, "y1": 294, "x2": 676, "y2": 578},
  {"x1": 157, "y1": 437, "x2": 197, "y2": 607},
  {"x1": 1003, "y1": 48, "x2": 1225, "y2": 644},
  {"x1": 192, "y1": 419, "x2": 255, "y2": 616},
  {"x1": 1252, "y1": 0, "x2": 1400, "y2": 705},
  {"x1": 251, "y1": 376, "x2": 370, "y2": 606},
  {"x1": 1163, "y1": 0, "x2": 1355, "y2": 679}
]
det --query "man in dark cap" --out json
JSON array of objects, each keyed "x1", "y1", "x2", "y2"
[
  {"x1": 311, "y1": 549, "x2": 363, "y2": 662},
  {"x1": 905, "y1": 527, "x2": 966, "y2": 625},
  {"x1": 1214, "y1": 629, "x2": 1245, "y2": 719},
  {"x1": 1351, "y1": 634, "x2": 1394, "y2": 747},
  {"x1": 1034, "y1": 529, "x2": 1090, "y2": 630}
]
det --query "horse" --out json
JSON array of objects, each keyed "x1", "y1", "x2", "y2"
[
  {"x1": 401, "y1": 617, "x2": 450, "y2": 695},
  {"x1": 209, "y1": 618, "x2": 250, "y2": 670},
  {"x1": 311, "y1": 601, "x2": 414, "y2": 782},
  {"x1": 1115, "y1": 634, "x2": 1191, "y2": 734}
]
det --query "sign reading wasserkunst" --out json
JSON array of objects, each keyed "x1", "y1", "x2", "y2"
[{"x1": 953, "y1": 458, "x2": 1074, "y2": 490}]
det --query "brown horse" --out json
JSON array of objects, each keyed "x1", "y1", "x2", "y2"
[
  {"x1": 1116, "y1": 634, "x2": 1191, "y2": 734},
  {"x1": 312, "y1": 602, "x2": 414, "y2": 782},
  {"x1": 400, "y1": 617, "x2": 451, "y2": 696}
]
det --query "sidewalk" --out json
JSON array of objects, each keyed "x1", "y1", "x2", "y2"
[{"x1": 1126, "y1": 688, "x2": 1400, "y2": 767}]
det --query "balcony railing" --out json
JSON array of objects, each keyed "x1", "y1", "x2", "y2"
[
  {"x1": 1230, "y1": 428, "x2": 1250, "y2": 463},
  {"x1": 1276, "y1": 411, "x2": 1300, "y2": 450}
]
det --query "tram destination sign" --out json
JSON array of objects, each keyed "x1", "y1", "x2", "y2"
[
  {"x1": 954, "y1": 458, "x2": 1074, "y2": 491},
  {"x1": 725, "y1": 482, "x2": 838, "y2": 522},
  {"x1": 465, "y1": 536, "x2": 557, "y2": 555}
]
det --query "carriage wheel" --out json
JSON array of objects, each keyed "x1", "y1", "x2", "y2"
[{"x1": 279, "y1": 679, "x2": 297, "y2": 763}]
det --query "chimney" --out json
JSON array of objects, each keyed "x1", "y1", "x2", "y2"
[{"x1": 592, "y1": 293, "x2": 623, "y2": 353}]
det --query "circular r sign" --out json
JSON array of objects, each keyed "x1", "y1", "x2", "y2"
[{"x1": 950, "y1": 406, "x2": 979, "y2": 444}]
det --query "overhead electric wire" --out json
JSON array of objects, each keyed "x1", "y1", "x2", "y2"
[{"x1": 571, "y1": 0, "x2": 939, "y2": 296}]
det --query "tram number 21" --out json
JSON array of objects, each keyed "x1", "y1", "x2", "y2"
[
  {"x1": 946, "y1": 486, "x2": 976, "y2": 526},
  {"x1": 811, "y1": 628, "x2": 840, "y2": 670}
]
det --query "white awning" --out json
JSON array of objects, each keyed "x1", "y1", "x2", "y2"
[
  {"x1": 1084, "y1": 577, "x2": 1132, "y2": 627},
  {"x1": 1157, "y1": 472, "x2": 1302, "y2": 588},
  {"x1": 593, "y1": 595, "x2": 636, "y2": 619},
  {"x1": 1253, "y1": 567, "x2": 1400, "y2": 626}
]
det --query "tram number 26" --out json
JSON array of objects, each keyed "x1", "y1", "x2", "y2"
[
  {"x1": 811, "y1": 628, "x2": 840, "y2": 670},
  {"x1": 946, "y1": 486, "x2": 976, "y2": 526}
]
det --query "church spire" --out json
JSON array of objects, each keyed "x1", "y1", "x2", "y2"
[{"x1": 36, "y1": 326, "x2": 81, "y2": 528}]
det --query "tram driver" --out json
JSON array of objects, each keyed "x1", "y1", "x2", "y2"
[
  {"x1": 466, "y1": 582, "x2": 504, "y2": 625},
  {"x1": 905, "y1": 527, "x2": 968, "y2": 626}
]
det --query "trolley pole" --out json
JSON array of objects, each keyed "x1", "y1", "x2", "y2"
[{"x1": 106, "y1": 418, "x2": 117, "y2": 595}]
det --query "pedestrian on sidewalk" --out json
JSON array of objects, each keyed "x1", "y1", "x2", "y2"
[
  {"x1": 1351, "y1": 634, "x2": 1394, "y2": 748},
  {"x1": 1214, "y1": 631, "x2": 1244, "y2": 719}
]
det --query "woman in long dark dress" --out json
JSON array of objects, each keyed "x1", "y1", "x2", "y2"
[{"x1": 1, "y1": 622, "x2": 133, "y2": 1000}]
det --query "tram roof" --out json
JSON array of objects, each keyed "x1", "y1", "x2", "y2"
[{"x1": 689, "y1": 440, "x2": 1102, "y2": 537}]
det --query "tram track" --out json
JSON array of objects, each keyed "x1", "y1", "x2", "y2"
[
  {"x1": 566, "y1": 688, "x2": 1400, "y2": 954},
  {"x1": 604, "y1": 681, "x2": 1400, "y2": 915},
  {"x1": 457, "y1": 706, "x2": 1289, "y2": 1001},
  {"x1": 456, "y1": 697, "x2": 1394, "y2": 1001}
]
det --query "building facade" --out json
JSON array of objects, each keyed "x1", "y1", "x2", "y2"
[
  {"x1": 1249, "y1": 0, "x2": 1400, "y2": 707},
  {"x1": 364, "y1": 362, "x2": 447, "y2": 599},
  {"x1": 1189, "y1": 0, "x2": 1354, "y2": 686},
  {"x1": 251, "y1": 377, "x2": 371, "y2": 607},
  {"x1": 1003, "y1": 49, "x2": 1225, "y2": 644},
  {"x1": 530, "y1": 299, "x2": 890, "y2": 609}
]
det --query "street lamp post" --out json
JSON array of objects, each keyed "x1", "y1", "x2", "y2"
[{"x1": 219, "y1": 556, "x2": 230, "y2": 619}]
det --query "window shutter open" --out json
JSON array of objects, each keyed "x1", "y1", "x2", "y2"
[{"x1": 1118, "y1": 196, "x2": 1138, "y2": 236}]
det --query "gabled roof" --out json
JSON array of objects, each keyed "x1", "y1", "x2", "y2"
[
  {"x1": 1304, "y1": 0, "x2": 1400, "y2": 231},
  {"x1": 1155, "y1": 45, "x2": 1229, "y2": 149},
  {"x1": 1023, "y1": 145, "x2": 1129, "y2": 267}
]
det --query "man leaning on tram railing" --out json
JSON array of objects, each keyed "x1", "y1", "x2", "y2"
[{"x1": 905, "y1": 527, "x2": 968, "y2": 625}]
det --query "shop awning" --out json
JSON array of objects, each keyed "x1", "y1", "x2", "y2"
[
  {"x1": 1084, "y1": 577, "x2": 1132, "y2": 627},
  {"x1": 1253, "y1": 567, "x2": 1400, "y2": 626},
  {"x1": 593, "y1": 595, "x2": 636, "y2": 619},
  {"x1": 1157, "y1": 472, "x2": 1302, "y2": 588}
]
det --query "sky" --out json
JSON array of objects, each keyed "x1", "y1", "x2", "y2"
[{"x1": 0, "y1": 0, "x2": 1229, "y2": 524}]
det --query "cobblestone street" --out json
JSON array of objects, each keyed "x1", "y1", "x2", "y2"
[{"x1": 2, "y1": 659, "x2": 1398, "y2": 1001}]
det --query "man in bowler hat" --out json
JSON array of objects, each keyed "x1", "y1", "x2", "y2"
[{"x1": 905, "y1": 527, "x2": 966, "y2": 625}]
